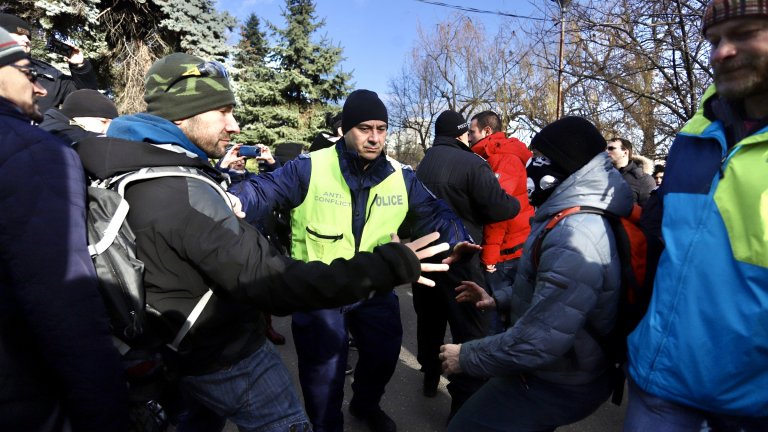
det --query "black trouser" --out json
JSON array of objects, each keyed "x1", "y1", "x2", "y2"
[{"x1": 412, "y1": 256, "x2": 489, "y2": 414}]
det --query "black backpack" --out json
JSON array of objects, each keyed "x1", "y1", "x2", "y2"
[
  {"x1": 531, "y1": 204, "x2": 663, "y2": 405},
  {"x1": 86, "y1": 166, "x2": 234, "y2": 429}
]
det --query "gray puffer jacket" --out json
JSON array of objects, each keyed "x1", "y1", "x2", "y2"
[{"x1": 459, "y1": 153, "x2": 633, "y2": 385}]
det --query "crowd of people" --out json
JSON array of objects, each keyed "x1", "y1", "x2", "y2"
[{"x1": 1, "y1": 0, "x2": 767, "y2": 431}]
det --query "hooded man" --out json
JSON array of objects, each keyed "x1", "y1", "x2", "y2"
[
  {"x1": 75, "y1": 54, "x2": 450, "y2": 432},
  {"x1": 468, "y1": 110, "x2": 534, "y2": 334},
  {"x1": 441, "y1": 116, "x2": 633, "y2": 432}
]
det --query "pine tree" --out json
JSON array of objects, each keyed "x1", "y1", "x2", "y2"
[
  {"x1": 232, "y1": 14, "x2": 283, "y2": 145},
  {"x1": 9, "y1": 0, "x2": 236, "y2": 113},
  {"x1": 262, "y1": 0, "x2": 351, "y2": 144}
]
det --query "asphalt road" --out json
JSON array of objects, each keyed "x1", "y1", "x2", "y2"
[{"x1": 217, "y1": 284, "x2": 628, "y2": 432}]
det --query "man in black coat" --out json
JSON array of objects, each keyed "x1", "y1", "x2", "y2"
[
  {"x1": 414, "y1": 109, "x2": 519, "y2": 417},
  {"x1": 0, "y1": 13, "x2": 99, "y2": 114},
  {"x1": 606, "y1": 137, "x2": 656, "y2": 206}
]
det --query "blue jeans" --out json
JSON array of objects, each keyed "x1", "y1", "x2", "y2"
[
  {"x1": 447, "y1": 372, "x2": 611, "y2": 432},
  {"x1": 292, "y1": 292, "x2": 402, "y2": 432},
  {"x1": 624, "y1": 376, "x2": 768, "y2": 432},
  {"x1": 177, "y1": 342, "x2": 310, "y2": 432},
  {"x1": 483, "y1": 258, "x2": 519, "y2": 334}
]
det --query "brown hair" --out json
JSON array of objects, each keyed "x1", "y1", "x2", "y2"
[
  {"x1": 471, "y1": 111, "x2": 502, "y2": 133},
  {"x1": 608, "y1": 137, "x2": 634, "y2": 159}
]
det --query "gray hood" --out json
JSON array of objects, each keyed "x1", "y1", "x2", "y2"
[{"x1": 534, "y1": 152, "x2": 634, "y2": 222}]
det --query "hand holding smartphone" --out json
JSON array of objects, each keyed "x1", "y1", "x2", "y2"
[{"x1": 45, "y1": 35, "x2": 75, "y2": 58}]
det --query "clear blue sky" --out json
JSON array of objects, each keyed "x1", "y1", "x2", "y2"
[{"x1": 215, "y1": 0, "x2": 540, "y2": 95}]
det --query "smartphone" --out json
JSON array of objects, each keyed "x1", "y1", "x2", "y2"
[
  {"x1": 239, "y1": 145, "x2": 261, "y2": 158},
  {"x1": 45, "y1": 35, "x2": 74, "y2": 58}
]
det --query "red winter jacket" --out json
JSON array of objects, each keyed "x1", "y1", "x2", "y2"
[{"x1": 472, "y1": 132, "x2": 534, "y2": 266}]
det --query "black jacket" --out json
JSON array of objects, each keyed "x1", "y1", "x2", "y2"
[
  {"x1": 39, "y1": 107, "x2": 98, "y2": 144},
  {"x1": 619, "y1": 159, "x2": 656, "y2": 206},
  {"x1": 32, "y1": 58, "x2": 98, "y2": 114},
  {"x1": 76, "y1": 136, "x2": 422, "y2": 376},
  {"x1": 416, "y1": 136, "x2": 520, "y2": 243}
]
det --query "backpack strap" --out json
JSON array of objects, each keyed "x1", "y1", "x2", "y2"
[
  {"x1": 531, "y1": 206, "x2": 608, "y2": 270},
  {"x1": 112, "y1": 166, "x2": 233, "y2": 205},
  {"x1": 102, "y1": 166, "x2": 234, "y2": 351},
  {"x1": 167, "y1": 290, "x2": 214, "y2": 352}
]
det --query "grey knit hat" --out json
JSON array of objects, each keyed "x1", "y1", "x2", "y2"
[
  {"x1": 0, "y1": 27, "x2": 26, "y2": 68},
  {"x1": 144, "y1": 53, "x2": 236, "y2": 121}
]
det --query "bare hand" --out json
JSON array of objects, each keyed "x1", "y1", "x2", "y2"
[
  {"x1": 455, "y1": 280, "x2": 496, "y2": 310},
  {"x1": 485, "y1": 264, "x2": 496, "y2": 273},
  {"x1": 220, "y1": 144, "x2": 245, "y2": 169},
  {"x1": 394, "y1": 232, "x2": 449, "y2": 287},
  {"x1": 67, "y1": 45, "x2": 85, "y2": 65},
  {"x1": 440, "y1": 344, "x2": 462, "y2": 374},
  {"x1": 255, "y1": 144, "x2": 277, "y2": 165},
  {"x1": 442, "y1": 241, "x2": 481, "y2": 265},
  {"x1": 226, "y1": 192, "x2": 246, "y2": 219}
]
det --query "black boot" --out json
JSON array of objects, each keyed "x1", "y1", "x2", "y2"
[{"x1": 349, "y1": 403, "x2": 397, "y2": 432}]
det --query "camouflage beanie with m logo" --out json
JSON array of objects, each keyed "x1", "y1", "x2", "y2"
[{"x1": 144, "y1": 53, "x2": 236, "y2": 121}]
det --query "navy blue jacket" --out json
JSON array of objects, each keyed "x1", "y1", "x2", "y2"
[
  {"x1": 229, "y1": 140, "x2": 470, "y2": 250},
  {"x1": 0, "y1": 98, "x2": 127, "y2": 431},
  {"x1": 39, "y1": 107, "x2": 99, "y2": 145}
]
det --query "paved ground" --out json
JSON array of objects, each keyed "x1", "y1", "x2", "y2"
[{"x1": 216, "y1": 284, "x2": 627, "y2": 432}]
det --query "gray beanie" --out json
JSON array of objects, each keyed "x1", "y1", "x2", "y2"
[
  {"x1": 144, "y1": 53, "x2": 236, "y2": 121},
  {"x1": 0, "y1": 27, "x2": 27, "y2": 68}
]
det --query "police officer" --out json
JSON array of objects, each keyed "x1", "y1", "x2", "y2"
[{"x1": 230, "y1": 89, "x2": 472, "y2": 432}]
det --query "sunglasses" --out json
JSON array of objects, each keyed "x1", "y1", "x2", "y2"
[
  {"x1": 8, "y1": 64, "x2": 39, "y2": 83},
  {"x1": 606, "y1": 146, "x2": 621, "y2": 151},
  {"x1": 165, "y1": 61, "x2": 229, "y2": 92}
]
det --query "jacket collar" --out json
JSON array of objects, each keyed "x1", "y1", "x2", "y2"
[
  {"x1": 108, "y1": 113, "x2": 209, "y2": 162},
  {"x1": 472, "y1": 132, "x2": 531, "y2": 162},
  {"x1": 0, "y1": 97, "x2": 33, "y2": 123},
  {"x1": 534, "y1": 153, "x2": 634, "y2": 222},
  {"x1": 431, "y1": 135, "x2": 472, "y2": 152},
  {"x1": 334, "y1": 139, "x2": 394, "y2": 189}
]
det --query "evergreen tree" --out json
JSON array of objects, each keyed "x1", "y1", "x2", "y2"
[
  {"x1": 262, "y1": 0, "x2": 351, "y2": 144},
  {"x1": 5, "y1": 0, "x2": 236, "y2": 113},
  {"x1": 232, "y1": 14, "x2": 283, "y2": 145}
]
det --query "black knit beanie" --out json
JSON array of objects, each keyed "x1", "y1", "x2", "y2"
[
  {"x1": 144, "y1": 53, "x2": 236, "y2": 121},
  {"x1": 0, "y1": 27, "x2": 26, "y2": 67},
  {"x1": 530, "y1": 116, "x2": 607, "y2": 175},
  {"x1": 342, "y1": 89, "x2": 388, "y2": 134},
  {"x1": 0, "y1": 13, "x2": 31, "y2": 38},
  {"x1": 435, "y1": 110, "x2": 469, "y2": 138},
  {"x1": 61, "y1": 89, "x2": 118, "y2": 119}
]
